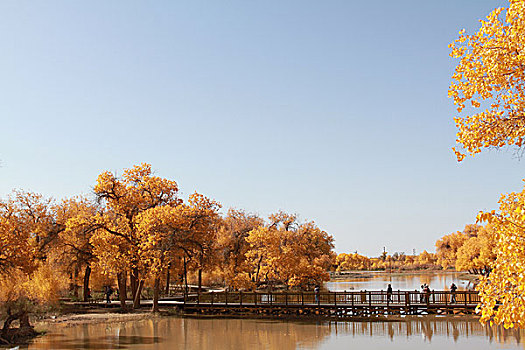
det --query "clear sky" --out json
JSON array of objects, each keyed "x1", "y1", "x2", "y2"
[{"x1": 1, "y1": 0, "x2": 521, "y2": 257}]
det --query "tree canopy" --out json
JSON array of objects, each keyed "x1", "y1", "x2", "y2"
[
  {"x1": 449, "y1": 0, "x2": 525, "y2": 160},
  {"x1": 449, "y1": 0, "x2": 525, "y2": 329}
]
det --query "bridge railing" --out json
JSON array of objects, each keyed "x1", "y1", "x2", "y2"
[{"x1": 190, "y1": 290, "x2": 480, "y2": 306}]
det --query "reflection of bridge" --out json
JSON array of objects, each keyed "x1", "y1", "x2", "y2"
[
  {"x1": 181, "y1": 290, "x2": 481, "y2": 317},
  {"x1": 330, "y1": 318, "x2": 523, "y2": 344}
]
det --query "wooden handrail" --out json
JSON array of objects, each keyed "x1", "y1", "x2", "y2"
[{"x1": 192, "y1": 290, "x2": 480, "y2": 306}]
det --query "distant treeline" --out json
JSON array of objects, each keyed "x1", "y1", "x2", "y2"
[{"x1": 334, "y1": 224, "x2": 495, "y2": 274}]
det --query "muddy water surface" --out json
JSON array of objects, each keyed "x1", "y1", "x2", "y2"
[{"x1": 26, "y1": 316, "x2": 524, "y2": 350}]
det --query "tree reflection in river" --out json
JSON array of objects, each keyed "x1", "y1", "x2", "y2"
[
  {"x1": 27, "y1": 316, "x2": 524, "y2": 350},
  {"x1": 326, "y1": 271, "x2": 475, "y2": 292}
]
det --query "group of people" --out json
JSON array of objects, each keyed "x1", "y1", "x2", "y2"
[
  {"x1": 385, "y1": 282, "x2": 457, "y2": 304},
  {"x1": 415, "y1": 282, "x2": 457, "y2": 303},
  {"x1": 419, "y1": 284, "x2": 431, "y2": 303},
  {"x1": 84, "y1": 286, "x2": 115, "y2": 304}
]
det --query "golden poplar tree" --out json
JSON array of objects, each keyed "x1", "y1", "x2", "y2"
[
  {"x1": 91, "y1": 163, "x2": 180, "y2": 309},
  {"x1": 449, "y1": 0, "x2": 525, "y2": 161},
  {"x1": 136, "y1": 193, "x2": 220, "y2": 312},
  {"x1": 477, "y1": 187, "x2": 525, "y2": 328},
  {"x1": 449, "y1": 0, "x2": 525, "y2": 328},
  {"x1": 0, "y1": 193, "x2": 67, "y2": 340},
  {"x1": 216, "y1": 209, "x2": 263, "y2": 288},
  {"x1": 245, "y1": 212, "x2": 335, "y2": 289},
  {"x1": 56, "y1": 197, "x2": 98, "y2": 301}
]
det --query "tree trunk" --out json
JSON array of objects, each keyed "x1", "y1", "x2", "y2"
[
  {"x1": 183, "y1": 257, "x2": 188, "y2": 295},
  {"x1": 133, "y1": 279, "x2": 144, "y2": 309},
  {"x1": 117, "y1": 272, "x2": 128, "y2": 311},
  {"x1": 73, "y1": 266, "x2": 79, "y2": 298},
  {"x1": 152, "y1": 277, "x2": 160, "y2": 313},
  {"x1": 198, "y1": 268, "x2": 202, "y2": 297},
  {"x1": 165, "y1": 263, "x2": 171, "y2": 295},
  {"x1": 83, "y1": 265, "x2": 92, "y2": 302},
  {"x1": 19, "y1": 312, "x2": 31, "y2": 329},
  {"x1": 130, "y1": 267, "x2": 139, "y2": 304},
  {"x1": 255, "y1": 257, "x2": 262, "y2": 284}
]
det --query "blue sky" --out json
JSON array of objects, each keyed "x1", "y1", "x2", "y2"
[{"x1": 1, "y1": 0, "x2": 521, "y2": 256}]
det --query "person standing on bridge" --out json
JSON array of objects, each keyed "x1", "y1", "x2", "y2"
[
  {"x1": 424, "y1": 284, "x2": 431, "y2": 303},
  {"x1": 314, "y1": 285, "x2": 320, "y2": 303},
  {"x1": 386, "y1": 284, "x2": 393, "y2": 302},
  {"x1": 450, "y1": 283, "x2": 457, "y2": 303}
]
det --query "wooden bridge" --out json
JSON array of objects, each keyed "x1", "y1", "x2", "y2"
[{"x1": 181, "y1": 290, "x2": 481, "y2": 317}]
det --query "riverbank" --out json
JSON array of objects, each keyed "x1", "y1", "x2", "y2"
[
  {"x1": 330, "y1": 270, "x2": 459, "y2": 281},
  {"x1": 35, "y1": 310, "x2": 155, "y2": 327},
  {"x1": 0, "y1": 305, "x2": 168, "y2": 349}
]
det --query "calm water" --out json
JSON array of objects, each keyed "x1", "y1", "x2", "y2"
[
  {"x1": 12, "y1": 273, "x2": 525, "y2": 350},
  {"x1": 26, "y1": 317, "x2": 524, "y2": 350},
  {"x1": 326, "y1": 271, "x2": 473, "y2": 292}
]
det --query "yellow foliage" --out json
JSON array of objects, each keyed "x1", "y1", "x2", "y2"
[
  {"x1": 245, "y1": 212, "x2": 335, "y2": 288},
  {"x1": 136, "y1": 193, "x2": 221, "y2": 279},
  {"x1": 91, "y1": 163, "x2": 181, "y2": 279},
  {"x1": 449, "y1": 0, "x2": 525, "y2": 160},
  {"x1": 476, "y1": 180, "x2": 525, "y2": 328},
  {"x1": 335, "y1": 253, "x2": 370, "y2": 271},
  {"x1": 416, "y1": 251, "x2": 437, "y2": 266},
  {"x1": 455, "y1": 225, "x2": 496, "y2": 274},
  {"x1": 215, "y1": 209, "x2": 263, "y2": 288},
  {"x1": 436, "y1": 230, "x2": 468, "y2": 269},
  {"x1": 0, "y1": 262, "x2": 68, "y2": 316}
]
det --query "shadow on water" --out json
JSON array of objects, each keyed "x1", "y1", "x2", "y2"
[{"x1": 28, "y1": 335, "x2": 163, "y2": 350}]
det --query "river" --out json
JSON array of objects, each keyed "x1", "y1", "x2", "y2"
[
  {"x1": 326, "y1": 271, "x2": 475, "y2": 291},
  {"x1": 18, "y1": 272, "x2": 525, "y2": 349},
  {"x1": 26, "y1": 316, "x2": 524, "y2": 349}
]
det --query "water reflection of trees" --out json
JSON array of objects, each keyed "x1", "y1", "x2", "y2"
[
  {"x1": 30, "y1": 317, "x2": 524, "y2": 349},
  {"x1": 332, "y1": 318, "x2": 523, "y2": 346},
  {"x1": 30, "y1": 318, "x2": 333, "y2": 350}
]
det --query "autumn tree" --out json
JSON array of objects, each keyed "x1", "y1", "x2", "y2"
[
  {"x1": 91, "y1": 163, "x2": 180, "y2": 309},
  {"x1": 436, "y1": 229, "x2": 469, "y2": 269},
  {"x1": 449, "y1": 0, "x2": 525, "y2": 161},
  {"x1": 136, "y1": 193, "x2": 220, "y2": 312},
  {"x1": 56, "y1": 197, "x2": 98, "y2": 301},
  {"x1": 0, "y1": 193, "x2": 67, "y2": 343},
  {"x1": 455, "y1": 225, "x2": 496, "y2": 275},
  {"x1": 216, "y1": 209, "x2": 263, "y2": 288},
  {"x1": 136, "y1": 205, "x2": 186, "y2": 312},
  {"x1": 245, "y1": 212, "x2": 335, "y2": 289},
  {"x1": 449, "y1": 0, "x2": 525, "y2": 328},
  {"x1": 476, "y1": 185, "x2": 525, "y2": 328},
  {"x1": 416, "y1": 250, "x2": 437, "y2": 267},
  {"x1": 335, "y1": 253, "x2": 370, "y2": 271},
  {"x1": 180, "y1": 193, "x2": 221, "y2": 295},
  {"x1": 0, "y1": 203, "x2": 35, "y2": 275},
  {"x1": 3, "y1": 191, "x2": 63, "y2": 261}
]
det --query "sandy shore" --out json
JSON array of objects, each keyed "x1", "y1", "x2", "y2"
[{"x1": 34, "y1": 311, "x2": 156, "y2": 329}]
